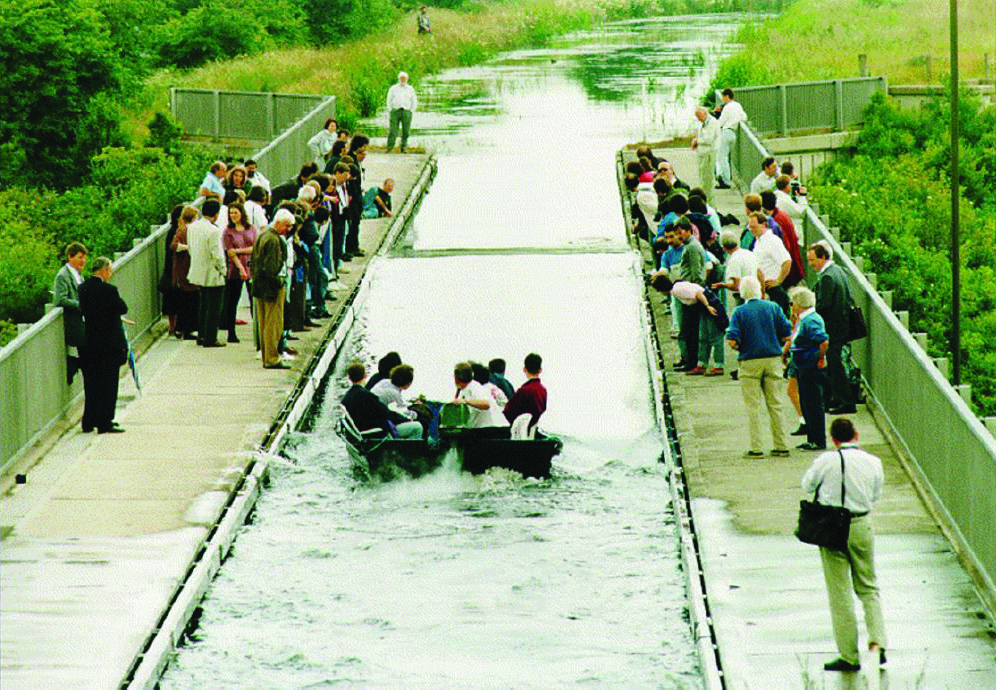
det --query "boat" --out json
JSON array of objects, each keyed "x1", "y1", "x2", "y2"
[{"x1": 335, "y1": 404, "x2": 562, "y2": 480}]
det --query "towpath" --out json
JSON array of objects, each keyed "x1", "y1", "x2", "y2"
[
  {"x1": 622, "y1": 145, "x2": 996, "y2": 688},
  {"x1": 0, "y1": 153, "x2": 435, "y2": 688}
]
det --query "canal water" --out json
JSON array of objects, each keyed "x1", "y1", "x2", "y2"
[{"x1": 162, "y1": 15, "x2": 742, "y2": 687}]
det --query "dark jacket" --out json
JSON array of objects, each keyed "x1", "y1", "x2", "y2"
[
  {"x1": 342, "y1": 384, "x2": 409, "y2": 432},
  {"x1": 78, "y1": 276, "x2": 128, "y2": 365},
  {"x1": 503, "y1": 378, "x2": 547, "y2": 427},
  {"x1": 53, "y1": 264, "x2": 84, "y2": 348},
  {"x1": 251, "y1": 229, "x2": 287, "y2": 301},
  {"x1": 814, "y1": 262, "x2": 850, "y2": 342},
  {"x1": 489, "y1": 373, "x2": 516, "y2": 401}
]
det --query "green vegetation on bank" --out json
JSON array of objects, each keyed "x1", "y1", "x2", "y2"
[
  {"x1": 709, "y1": 0, "x2": 995, "y2": 91},
  {"x1": 705, "y1": 0, "x2": 996, "y2": 414}
]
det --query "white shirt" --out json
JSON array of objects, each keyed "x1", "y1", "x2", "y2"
[
  {"x1": 801, "y1": 443, "x2": 883, "y2": 514},
  {"x1": 635, "y1": 182, "x2": 658, "y2": 229},
  {"x1": 670, "y1": 281, "x2": 704, "y2": 306},
  {"x1": 336, "y1": 183, "x2": 349, "y2": 210},
  {"x1": 370, "y1": 380, "x2": 417, "y2": 420},
  {"x1": 696, "y1": 116, "x2": 720, "y2": 151},
  {"x1": 245, "y1": 200, "x2": 268, "y2": 230},
  {"x1": 749, "y1": 170, "x2": 777, "y2": 195},
  {"x1": 387, "y1": 83, "x2": 418, "y2": 112},
  {"x1": 67, "y1": 264, "x2": 83, "y2": 285},
  {"x1": 485, "y1": 382, "x2": 508, "y2": 409},
  {"x1": 754, "y1": 230, "x2": 791, "y2": 282},
  {"x1": 459, "y1": 381, "x2": 509, "y2": 428},
  {"x1": 775, "y1": 188, "x2": 808, "y2": 224},
  {"x1": 307, "y1": 129, "x2": 337, "y2": 161},
  {"x1": 716, "y1": 99, "x2": 747, "y2": 130},
  {"x1": 247, "y1": 170, "x2": 270, "y2": 193},
  {"x1": 186, "y1": 217, "x2": 226, "y2": 287},
  {"x1": 724, "y1": 248, "x2": 759, "y2": 294}
]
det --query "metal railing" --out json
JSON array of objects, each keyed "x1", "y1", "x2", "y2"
[
  {"x1": 170, "y1": 88, "x2": 327, "y2": 143},
  {"x1": 730, "y1": 121, "x2": 996, "y2": 605},
  {"x1": 252, "y1": 97, "x2": 337, "y2": 187},
  {"x1": 720, "y1": 77, "x2": 887, "y2": 136}
]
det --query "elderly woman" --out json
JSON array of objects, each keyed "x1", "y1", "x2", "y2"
[
  {"x1": 786, "y1": 286, "x2": 830, "y2": 451},
  {"x1": 170, "y1": 206, "x2": 200, "y2": 340}
]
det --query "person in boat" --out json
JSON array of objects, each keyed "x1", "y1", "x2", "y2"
[
  {"x1": 343, "y1": 361, "x2": 423, "y2": 439},
  {"x1": 366, "y1": 351, "x2": 402, "y2": 390},
  {"x1": 371, "y1": 364, "x2": 419, "y2": 420},
  {"x1": 451, "y1": 361, "x2": 509, "y2": 430},
  {"x1": 502, "y1": 353, "x2": 547, "y2": 429},
  {"x1": 472, "y1": 362, "x2": 508, "y2": 409},
  {"x1": 488, "y1": 358, "x2": 516, "y2": 400}
]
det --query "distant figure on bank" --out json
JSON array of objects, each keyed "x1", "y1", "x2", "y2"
[
  {"x1": 186, "y1": 199, "x2": 227, "y2": 347},
  {"x1": 691, "y1": 106, "x2": 719, "y2": 202},
  {"x1": 344, "y1": 361, "x2": 423, "y2": 439},
  {"x1": 367, "y1": 351, "x2": 402, "y2": 390},
  {"x1": 801, "y1": 417, "x2": 886, "y2": 673},
  {"x1": 488, "y1": 358, "x2": 516, "y2": 400},
  {"x1": 362, "y1": 178, "x2": 395, "y2": 218},
  {"x1": 503, "y1": 353, "x2": 547, "y2": 428},
  {"x1": 417, "y1": 6, "x2": 432, "y2": 34},
  {"x1": 725, "y1": 276, "x2": 791, "y2": 458},
  {"x1": 452, "y1": 361, "x2": 509, "y2": 429},
  {"x1": 252, "y1": 209, "x2": 293, "y2": 369},
  {"x1": 78, "y1": 257, "x2": 128, "y2": 434},
  {"x1": 53, "y1": 242, "x2": 87, "y2": 385},
  {"x1": 713, "y1": 88, "x2": 746, "y2": 189},
  {"x1": 386, "y1": 72, "x2": 417, "y2": 153}
]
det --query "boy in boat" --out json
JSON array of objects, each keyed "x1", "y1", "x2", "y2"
[
  {"x1": 451, "y1": 361, "x2": 509, "y2": 431},
  {"x1": 503, "y1": 353, "x2": 547, "y2": 429},
  {"x1": 343, "y1": 361, "x2": 423, "y2": 439}
]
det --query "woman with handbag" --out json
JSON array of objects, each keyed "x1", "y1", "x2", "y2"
[{"x1": 800, "y1": 417, "x2": 887, "y2": 672}]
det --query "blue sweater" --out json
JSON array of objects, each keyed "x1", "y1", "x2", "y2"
[
  {"x1": 791, "y1": 311, "x2": 829, "y2": 368},
  {"x1": 726, "y1": 299, "x2": 792, "y2": 361}
]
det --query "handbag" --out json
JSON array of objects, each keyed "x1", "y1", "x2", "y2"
[
  {"x1": 846, "y1": 301, "x2": 867, "y2": 342},
  {"x1": 795, "y1": 450, "x2": 851, "y2": 551}
]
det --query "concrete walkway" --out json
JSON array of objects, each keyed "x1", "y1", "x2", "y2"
[
  {"x1": 626, "y1": 145, "x2": 996, "y2": 688},
  {"x1": 0, "y1": 153, "x2": 434, "y2": 688}
]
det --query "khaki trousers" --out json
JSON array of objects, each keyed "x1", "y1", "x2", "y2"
[
  {"x1": 256, "y1": 289, "x2": 284, "y2": 368},
  {"x1": 819, "y1": 516, "x2": 887, "y2": 664},
  {"x1": 739, "y1": 356, "x2": 788, "y2": 452},
  {"x1": 697, "y1": 148, "x2": 716, "y2": 203}
]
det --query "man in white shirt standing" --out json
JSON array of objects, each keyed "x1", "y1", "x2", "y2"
[
  {"x1": 801, "y1": 417, "x2": 886, "y2": 673},
  {"x1": 714, "y1": 88, "x2": 747, "y2": 189},
  {"x1": 186, "y1": 199, "x2": 227, "y2": 347},
  {"x1": 691, "y1": 106, "x2": 720, "y2": 201},
  {"x1": 749, "y1": 211, "x2": 792, "y2": 317},
  {"x1": 451, "y1": 361, "x2": 509, "y2": 429},
  {"x1": 386, "y1": 71, "x2": 418, "y2": 153},
  {"x1": 774, "y1": 174, "x2": 808, "y2": 225},
  {"x1": 749, "y1": 156, "x2": 779, "y2": 195}
]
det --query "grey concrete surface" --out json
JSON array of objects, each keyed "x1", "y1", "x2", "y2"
[
  {"x1": 0, "y1": 153, "x2": 432, "y2": 688},
  {"x1": 626, "y1": 145, "x2": 996, "y2": 688}
]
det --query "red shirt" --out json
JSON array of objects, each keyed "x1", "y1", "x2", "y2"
[
  {"x1": 503, "y1": 378, "x2": 547, "y2": 427},
  {"x1": 771, "y1": 210, "x2": 805, "y2": 287}
]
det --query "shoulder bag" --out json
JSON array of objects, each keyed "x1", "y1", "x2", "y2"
[{"x1": 795, "y1": 450, "x2": 851, "y2": 551}]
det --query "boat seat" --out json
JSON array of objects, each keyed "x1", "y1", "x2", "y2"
[
  {"x1": 336, "y1": 404, "x2": 387, "y2": 444},
  {"x1": 510, "y1": 413, "x2": 536, "y2": 440}
]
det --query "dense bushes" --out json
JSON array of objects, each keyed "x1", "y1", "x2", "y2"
[{"x1": 809, "y1": 92, "x2": 996, "y2": 415}]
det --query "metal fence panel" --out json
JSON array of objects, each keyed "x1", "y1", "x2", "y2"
[
  {"x1": 172, "y1": 89, "x2": 325, "y2": 142},
  {"x1": 736, "y1": 85, "x2": 781, "y2": 135},
  {"x1": 219, "y1": 92, "x2": 270, "y2": 140},
  {"x1": 174, "y1": 90, "x2": 218, "y2": 137},
  {"x1": 254, "y1": 97, "x2": 337, "y2": 188},
  {"x1": 841, "y1": 77, "x2": 887, "y2": 127},
  {"x1": 273, "y1": 95, "x2": 325, "y2": 134},
  {"x1": 785, "y1": 81, "x2": 836, "y2": 132}
]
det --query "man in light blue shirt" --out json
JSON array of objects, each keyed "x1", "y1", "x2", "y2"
[{"x1": 199, "y1": 161, "x2": 227, "y2": 201}]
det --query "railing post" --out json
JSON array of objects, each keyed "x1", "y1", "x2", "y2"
[
  {"x1": 267, "y1": 93, "x2": 275, "y2": 139},
  {"x1": 170, "y1": 87, "x2": 177, "y2": 120},
  {"x1": 214, "y1": 90, "x2": 221, "y2": 139},
  {"x1": 933, "y1": 357, "x2": 949, "y2": 380},
  {"x1": 778, "y1": 84, "x2": 788, "y2": 135},
  {"x1": 895, "y1": 310, "x2": 909, "y2": 329},
  {"x1": 834, "y1": 80, "x2": 844, "y2": 131},
  {"x1": 984, "y1": 417, "x2": 996, "y2": 437},
  {"x1": 913, "y1": 332, "x2": 928, "y2": 350},
  {"x1": 858, "y1": 54, "x2": 868, "y2": 77},
  {"x1": 881, "y1": 290, "x2": 893, "y2": 309}
]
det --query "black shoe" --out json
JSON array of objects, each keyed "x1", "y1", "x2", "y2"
[
  {"x1": 183, "y1": 333, "x2": 198, "y2": 341},
  {"x1": 878, "y1": 648, "x2": 887, "y2": 666},
  {"x1": 286, "y1": 334, "x2": 300, "y2": 341},
  {"x1": 770, "y1": 449, "x2": 790, "y2": 457},
  {"x1": 196, "y1": 339, "x2": 204, "y2": 346},
  {"x1": 303, "y1": 320, "x2": 319, "y2": 328},
  {"x1": 715, "y1": 181, "x2": 731, "y2": 190},
  {"x1": 823, "y1": 657, "x2": 860, "y2": 672},
  {"x1": 828, "y1": 405, "x2": 857, "y2": 415},
  {"x1": 353, "y1": 248, "x2": 366, "y2": 257},
  {"x1": 227, "y1": 335, "x2": 240, "y2": 344},
  {"x1": 98, "y1": 424, "x2": 125, "y2": 434},
  {"x1": 790, "y1": 424, "x2": 808, "y2": 437},
  {"x1": 342, "y1": 253, "x2": 353, "y2": 262},
  {"x1": 264, "y1": 363, "x2": 291, "y2": 370},
  {"x1": 797, "y1": 442, "x2": 826, "y2": 451},
  {"x1": 81, "y1": 424, "x2": 94, "y2": 433},
  {"x1": 730, "y1": 370, "x2": 739, "y2": 381}
]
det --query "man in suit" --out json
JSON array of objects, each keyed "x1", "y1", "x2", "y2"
[
  {"x1": 345, "y1": 135, "x2": 369, "y2": 260},
  {"x1": 78, "y1": 257, "x2": 129, "y2": 434},
  {"x1": 808, "y1": 242, "x2": 856, "y2": 414},
  {"x1": 53, "y1": 242, "x2": 87, "y2": 385},
  {"x1": 187, "y1": 199, "x2": 227, "y2": 347}
]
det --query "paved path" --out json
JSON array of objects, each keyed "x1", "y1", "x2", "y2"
[
  {"x1": 625, "y1": 145, "x2": 996, "y2": 688},
  {"x1": 0, "y1": 153, "x2": 433, "y2": 688}
]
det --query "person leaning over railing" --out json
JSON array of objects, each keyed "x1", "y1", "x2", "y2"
[
  {"x1": 53, "y1": 242, "x2": 88, "y2": 385},
  {"x1": 252, "y1": 209, "x2": 293, "y2": 370},
  {"x1": 198, "y1": 161, "x2": 227, "y2": 202},
  {"x1": 774, "y1": 174, "x2": 808, "y2": 226}
]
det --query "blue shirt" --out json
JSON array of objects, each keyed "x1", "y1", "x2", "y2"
[
  {"x1": 661, "y1": 245, "x2": 683, "y2": 274},
  {"x1": 200, "y1": 171, "x2": 225, "y2": 198},
  {"x1": 655, "y1": 211, "x2": 679, "y2": 241},
  {"x1": 726, "y1": 298, "x2": 792, "y2": 361},
  {"x1": 791, "y1": 310, "x2": 829, "y2": 368}
]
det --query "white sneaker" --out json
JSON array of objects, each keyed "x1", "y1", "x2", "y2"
[{"x1": 281, "y1": 352, "x2": 296, "y2": 361}]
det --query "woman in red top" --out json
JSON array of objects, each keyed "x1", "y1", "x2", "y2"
[{"x1": 221, "y1": 203, "x2": 257, "y2": 343}]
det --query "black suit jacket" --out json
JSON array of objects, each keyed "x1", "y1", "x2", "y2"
[
  {"x1": 79, "y1": 277, "x2": 129, "y2": 364},
  {"x1": 342, "y1": 384, "x2": 409, "y2": 432},
  {"x1": 53, "y1": 264, "x2": 85, "y2": 347},
  {"x1": 814, "y1": 263, "x2": 850, "y2": 342}
]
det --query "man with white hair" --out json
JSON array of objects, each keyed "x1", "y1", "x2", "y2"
[
  {"x1": 691, "y1": 106, "x2": 719, "y2": 201},
  {"x1": 788, "y1": 286, "x2": 829, "y2": 450},
  {"x1": 726, "y1": 275, "x2": 792, "y2": 458},
  {"x1": 252, "y1": 209, "x2": 294, "y2": 369},
  {"x1": 386, "y1": 71, "x2": 417, "y2": 153}
]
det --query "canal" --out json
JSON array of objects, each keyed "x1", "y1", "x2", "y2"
[{"x1": 162, "y1": 14, "x2": 742, "y2": 687}]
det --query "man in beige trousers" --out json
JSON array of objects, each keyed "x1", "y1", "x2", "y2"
[{"x1": 252, "y1": 209, "x2": 293, "y2": 370}]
